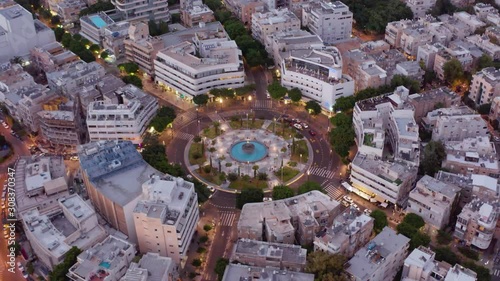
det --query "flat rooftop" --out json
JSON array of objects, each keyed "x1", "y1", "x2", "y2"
[
  {"x1": 121, "y1": 252, "x2": 174, "y2": 281},
  {"x1": 60, "y1": 194, "x2": 95, "y2": 223},
  {"x1": 346, "y1": 227, "x2": 410, "y2": 280},
  {"x1": 232, "y1": 239, "x2": 307, "y2": 265},
  {"x1": 352, "y1": 153, "x2": 417, "y2": 185},
  {"x1": 222, "y1": 264, "x2": 314, "y2": 281},
  {"x1": 160, "y1": 21, "x2": 225, "y2": 48}
]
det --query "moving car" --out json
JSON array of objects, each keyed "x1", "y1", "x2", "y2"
[
  {"x1": 364, "y1": 209, "x2": 372, "y2": 216},
  {"x1": 302, "y1": 123, "x2": 309, "y2": 129},
  {"x1": 293, "y1": 123, "x2": 303, "y2": 130},
  {"x1": 2, "y1": 122, "x2": 9, "y2": 129},
  {"x1": 309, "y1": 130, "x2": 316, "y2": 136},
  {"x1": 207, "y1": 186, "x2": 215, "y2": 193},
  {"x1": 263, "y1": 197, "x2": 273, "y2": 202}
]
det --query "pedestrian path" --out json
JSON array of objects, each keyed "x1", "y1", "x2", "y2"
[
  {"x1": 219, "y1": 211, "x2": 237, "y2": 226},
  {"x1": 207, "y1": 112, "x2": 225, "y2": 123},
  {"x1": 493, "y1": 268, "x2": 500, "y2": 277},
  {"x1": 253, "y1": 100, "x2": 272, "y2": 109},
  {"x1": 172, "y1": 111, "x2": 197, "y2": 128},
  {"x1": 175, "y1": 132, "x2": 194, "y2": 141},
  {"x1": 323, "y1": 183, "x2": 343, "y2": 200},
  {"x1": 309, "y1": 166, "x2": 336, "y2": 179},
  {"x1": 261, "y1": 120, "x2": 272, "y2": 130}
]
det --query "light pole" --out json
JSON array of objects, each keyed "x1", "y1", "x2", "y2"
[
  {"x1": 307, "y1": 170, "x2": 310, "y2": 181},
  {"x1": 300, "y1": 153, "x2": 302, "y2": 165},
  {"x1": 246, "y1": 113, "x2": 249, "y2": 129},
  {"x1": 197, "y1": 120, "x2": 200, "y2": 136},
  {"x1": 273, "y1": 117, "x2": 276, "y2": 133}
]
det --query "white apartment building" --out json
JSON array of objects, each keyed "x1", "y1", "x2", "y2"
[
  {"x1": 86, "y1": 84, "x2": 158, "y2": 144},
  {"x1": 345, "y1": 227, "x2": 410, "y2": 281},
  {"x1": 281, "y1": 47, "x2": 355, "y2": 112},
  {"x1": 406, "y1": 0, "x2": 436, "y2": 18},
  {"x1": 301, "y1": 1, "x2": 352, "y2": 44},
  {"x1": 124, "y1": 22, "x2": 164, "y2": 76},
  {"x1": 266, "y1": 30, "x2": 323, "y2": 67},
  {"x1": 133, "y1": 175, "x2": 199, "y2": 265},
  {"x1": 102, "y1": 21, "x2": 130, "y2": 59},
  {"x1": 454, "y1": 198, "x2": 500, "y2": 249},
  {"x1": 251, "y1": 8, "x2": 300, "y2": 45},
  {"x1": 155, "y1": 23, "x2": 245, "y2": 100},
  {"x1": 430, "y1": 109, "x2": 489, "y2": 142},
  {"x1": 111, "y1": 0, "x2": 170, "y2": 23},
  {"x1": 222, "y1": 264, "x2": 315, "y2": 281},
  {"x1": 181, "y1": 0, "x2": 215, "y2": 28},
  {"x1": 385, "y1": 19, "x2": 428, "y2": 49},
  {"x1": 237, "y1": 191, "x2": 341, "y2": 245},
  {"x1": 121, "y1": 252, "x2": 177, "y2": 281},
  {"x1": 408, "y1": 176, "x2": 460, "y2": 230},
  {"x1": 0, "y1": 4, "x2": 56, "y2": 63},
  {"x1": 444, "y1": 264, "x2": 478, "y2": 281},
  {"x1": 21, "y1": 195, "x2": 106, "y2": 269},
  {"x1": 401, "y1": 27, "x2": 433, "y2": 57},
  {"x1": 417, "y1": 43, "x2": 445, "y2": 70},
  {"x1": 453, "y1": 11, "x2": 486, "y2": 33},
  {"x1": 443, "y1": 136, "x2": 499, "y2": 178},
  {"x1": 46, "y1": 60, "x2": 106, "y2": 96},
  {"x1": 68, "y1": 235, "x2": 136, "y2": 281},
  {"x1": 466, "y1": 35, "x2": 500, "y2": 60},
  {"x1": 56, "y1": 0, "x2": 86, "y2": 25},
  {"x1": 30, "y1": 42, "x2": 80, "y2": 73},
  {"x1": 314, "y1": 208, "x2": 373, "y2": 258},
  {"x1": 79, "y1": 12, "x2": 116, "y2": 44},
  {"x1": 0, "y1": 63, "x2": 35, "y2": 96},
  {"x1": 469, "y1": 67, "x2": 500, "y2": 106}
]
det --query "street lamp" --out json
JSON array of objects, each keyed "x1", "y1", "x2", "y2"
[
  {"x1": 273, "y1": 117, "x2": 276, "y2": 133},
  {"x1": 307, "y1": 170, "x2": 310, "y2": 181},
  {"x1": 300, "y1": 153, "x2": 302, "y2": 164},
  {"x1": 197, "y1": 119, "x2": 200, "y2": 135},
  {"x1": 246, "y1": 113, "x2": 249, "y2": 129}
]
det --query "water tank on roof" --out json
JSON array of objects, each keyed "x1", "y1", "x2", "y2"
[
  {"x1": 176, "y1": 177, "x2": 184, "y2": 186},
  {"x1": 112, "y1": 32, "x2": 120, "y2": 38}
]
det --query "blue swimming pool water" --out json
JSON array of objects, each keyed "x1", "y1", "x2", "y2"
[
  {"x1": 99, "y1": 262, "x2": 111, "y2": 269},
  {"x1": 230, "y1": 141, "x2": 268, "y2": 163},
  {"x1": 90, "y1": 15, "x2": 107, "y2": 28}
]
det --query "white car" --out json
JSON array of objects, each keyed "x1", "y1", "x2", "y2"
[
  {"x1": 302, "y1": 123, "x2": 309, "y2": 129},
  {"x1": 293, "y1": 123, "x2": 303, "y2": 130},
  {"x1": 17, "y1": 262, "x2": 23, "y2": 271},
  {"x1": 364, "y1": 209, "x2": 372, "y2": 216},
  {"x1": 22, "y1": 271, "x2": 28, "y2": 278},
  {"x1": 342, "y1": 195, "x2": 353, "y2": 203},
  {"x1": 2, "y1": 122, "x2": 9, "y2": 129},
  {"x1": 263, "y1": 197, "x2": 273, "y2": 202},
  {"x1": 70, "y1": 156, "x2": 79, "y2": 161},
  {"x1": 266, "y1": 92, "x2": 271, "y2": 99},
  {"x1": 207, "y1": 186, "x2": 215, "y2": 193}
]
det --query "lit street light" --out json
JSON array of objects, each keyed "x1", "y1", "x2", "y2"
[{"x1": 307, "y1": 170, "x2": 310, "y2": 181}]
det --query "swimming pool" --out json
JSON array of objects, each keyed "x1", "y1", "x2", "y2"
[
  {"x1": 89, "y1": 15, "x2": 107, "y2": 29},
  {"x1": 99, "y1": 261, "x2": 111, "y2": 269}
]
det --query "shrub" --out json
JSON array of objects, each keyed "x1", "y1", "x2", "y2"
[
  {"x1": 228, "y1": 173, "x2": 238, "y2": 181},
  {"x1": 192, "y1": 259, "x2": 202, "y2": 267},
  {"x1": 199, "y1": 235, "x2": 209, "y2": 243},
  {"x1": 197, "y1": 247, "x2": 207, "y2": 254},
  {"x1": 257, "y1": 172, "x2": 268, "y2": 180},
  {"x1": 288, "y1": 161, "x2": 297, "y2": 167},
  {"x1": 225, "y1": 162, "x2": 232, "y2": 167},
  {"x1": 203, "y1": 166, "x2": 212, "y2": 173},
  {"x1": 192, "y1": 152, "x2": 202, "y2": 159},
  {"x1": 203, "y1": 224, "x2": 213, "y2": 232},
  {"x1": 458, "y1": 247, "x2": 479, "y2": 261}
]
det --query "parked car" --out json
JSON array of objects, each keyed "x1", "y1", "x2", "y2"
[
  {"x1": 266, "y1": 92, "x2": 271, "y2": 99},
  {"x1": 207, "y1": 186, "x2": 215, "y2": 193},
  {"x1": 364, "y1": 209, "x2": 372, "y2": 215},
  {"x1": 302, "y1": 123, "x2": 309, "y2": 129},
  {"x1": 17, "y1": 262, "x2": 24, "y2": 271},
  {"x1": 342, "y1": 195, "x2": 353, "y2": 203},
  {"x1": 309, "y1": 130, "x2": 316, "y2": 136},
  {"x1": 2, "y1": 122, "x2": 9, "y2": 129},
  {"x1": 293, "y1": 123, "x2": 303, "y2": 130},
  {"x1": 70, "y1": 156, "x2": 79, "y2": 161},
  {"x1": 263, "y1": 197, "x2": 273, "y2": 202},
  {"x1": 22, "y1": 270, "x2": 28, "y2": 278}
]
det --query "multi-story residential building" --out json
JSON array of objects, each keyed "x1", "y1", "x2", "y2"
[
  {"x1": 407, "y1": 176, "x2": 460, "y2": 230},
  {"x1": 56, "y1": 0, "x2": 86, "y2": 25},
  {"x1": 490, "y1": 96, "x2": 500, "y2": 125},
  {"x1": 473, "y1": 3, "x2": 497, "y2": 20},
  {"x1": 79, "y1": 74, "x2": 127, "y2": 116},
  {"x1": 486, "y1": 26, "x2": 500, "y2": 43},
  {"x1": 417, "y1": 43, "x2": 444, "y2": 70},
  {"x1": 181, "y1": 0, "x2": 215, "y2": 28},
  {"x1": 430, "y1": 109, "x2": 489, "y2": 142},
  {"x1": 281, "y1": 47, "x2": 355, "y2": 112},
  {"x1": 466, "y1": 35, "x2": 500, "y2": 60},
  {"x1": 433, "y1": 46, "x2": 473, "y2": 80},
  {"x1": 124, "y1": 22, "x2": 164, "y2": 76},
  {"x1": 46, "y1": 60, "x2": 106, "y2": 96},
  {"x1": 422, "y1": 106, "x2": 473, "y2": 131},
  {"x1": 87, "y1": 84, "x2": 158, "y2": 144},
  {"x1": 221, "y1": 264, "x2": 315, "y2": 281},
  {"x1": 448, "y1": 39, "x2": 485, "y2": 68},
  {"x1": 452, "y1": 12, "x2": 486, "y2": 33},
  {"x1": 0, "y1": 4, "x2": 56, "y2": 63},
  {"x1": 121, "y1": 252, "x2": 177, "y2": 281},
  {"x1": 13, "y1": 156, "x2": 70, "y2": 214},
  {"x1": 469, "y1": 67, "x2": 500, "y2": 106},
  {"x1": 111, "y1": 0, "x2": 170, "y2": 23},
  {"x1": 0, "y1": 63, "x2": 35, "y2": 100},
  {"x1": 401, "y1": 27, "x2": 433, "y2": 58},
  {"x1": 80, "y1": 12, "x2": 116, "y2": 44},
  {"x1": 301, "y1": 1, "x2": 353, "y2": 44},
  {"x1": 251, "y1": 8, "x2": 300, "y2": 45},
  {"x1": 30, "y1": 42, "x2": 79, "y2": 73},
  {"x1": 155, "y1": 22, "x2": 245, "y2": 100},
  {"x1": 435, "y1": 171, "x2": 492, "y2": 208},
  {"x1": 354, "y1": 60, "x2": 387, "y2": 91},
  {"x1": 68, "y1": 235, "x2": 136, "y2": 281},
  {"x1": 393, "y1": 61, "x2": 424, "y2": 84},
  {"x1": 359, "y1": 40, "x2": 390, "y2": 55},
  {"x1": 38, "y1": 96, "x2": 86, "y2": 149},
  {"x1": 11, "y1": 85, "x2": 57, "y2": 132},
  {"x1": 133, "y1": 175, "x2": 199, "y2": 264},
  {"x1": 237, "y1": 191, "x2": 341, "y2": 245},
  {"x1": 385, "y1": 18, "x2": 435, "y2": 49},
  {"x1": 102, "y1": 21, "x2": 130, "y2": 59},
  {"x1": 267, "y1": 30, "x2": 324, "y2": 66},
  {"x1": 444, "y1": 264, "x2": 478, "y2": 281},
  {"x1": 345, "y1": 227, "x2": 410, "y2": 281},
  {"x1": 454, "y1": 198, "x2": 500, "y2": 249},
  {"x1": 407, "y1": 87, "x2": 460, "y2": 123},
  {"x1": 314, "y1": 208, "x2": 373, "y2": 258},
  {"x1": 373, "y1": 49, "x2": 408, "y2": 80},
  {"x1": 230, "y1": 239, "x2": 307, "y2": 271},
  {"x1": 78, "y1": 141, "x2": 164, "y2": 243},
  {"x1": 438, "y1": 14, "x2": 473, "y2": 41},
  {"x1": 406, "y1": 0, "x2": 436, "y2": 18},
  {"x1": 21, "y1": 195, "x2": 107, "y2": 269},
  {"x1": 224, "y1": 0, "x2": 265, "y2": 26},
  {"x1": 443, "y1": 136, "x2": 499, "y2": 178},
  {"x1": 402, "y1": 246, "x2": 451, "y2": 281}
]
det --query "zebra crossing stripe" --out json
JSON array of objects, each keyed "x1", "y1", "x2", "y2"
[{"x1": 219, "y1": 212, "x2": 236, "y2": 226}]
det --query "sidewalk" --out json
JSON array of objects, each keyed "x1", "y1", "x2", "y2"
[{"x1": 142, "y1": 79, "x2": 195, "y2": 111}]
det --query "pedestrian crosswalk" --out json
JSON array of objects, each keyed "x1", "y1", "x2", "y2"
[
  {"x1": 323, "y1": 183, "x2": 343, "y2": 200},
  {"x1": 175, "y1": 132, "x2": 194, "y2": 141},
  {"x1": 219, "y1": 211, "x2": 237, "y2": 226},
  {"x1": 309, "y1": 166, "x2": 336, "y2": 179},
  {"x1": 207, "y1": 112, "x2": 223, "y2": 122},
  {"x1": 253, "y1": 100, "x2": 272, "y2": 109},
  {"x1": 493, "y1": 269, "x2": 500, "y2": 277},
  {"x1": 173, "y1": 111, "x2": 197, "y2": 128}
]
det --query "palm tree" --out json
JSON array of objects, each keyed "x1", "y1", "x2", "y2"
[
  {"x1": 252, "y1": 165, "x2": 259, "y2": 178},
  {"x1": 213, "y1": 121, "x2": 220, "y2": 136}
]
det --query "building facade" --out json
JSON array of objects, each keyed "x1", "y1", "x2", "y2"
[
  {"x1": 124, "y1": 22, "x2": 164, "y2": 76},
  {"x1": 454, "y1": 199, "x2": 499, "y2": 249},
  {"x1": 469, "y1": 67, "x2": 500, "y2": 106},
  {"x1": 111, "y1": 0, "x2": 170, "y2": 23},
  {"x1": 301, "y1": 1, "x2": 353, "y2": 44}
]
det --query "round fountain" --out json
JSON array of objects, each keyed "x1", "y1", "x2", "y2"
[{"x1": 230, "y1": 140, "x2": 268, "y2": 163}]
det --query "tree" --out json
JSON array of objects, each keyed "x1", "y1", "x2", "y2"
[
  {"x1": 429, "y1": 0, "x2": 458, "y2": 17},
  {"x1": 402, "y1": 213, "x2": 425, "y2": 229},
  {"x1": 214, "y1": 258, "x2": 229, "y2": 281},
  {"x1": 434, "y1": 247, "x2": 460, "y2": 265},
  {"x1": 305, "y1": 251, "x2": 347, "y2": 281},
  {"x1": 410, "y1": 232, "x2": 431, "y2": 251},
  {"x1": 305, "y1": 100, "x2": 321, "y2": 115},
  {"x1": 48, "y1": 246, "x2": 82, "y2": 281},
  {"x1": 26, "y1": 262, "x2": 34, "y2": 274},
  {"x1": 50, "y1": 15, "x2": 60, "y2": 25},
  {"x1": 443, "y1": 58, "x2": 464, "y2": 84},
  {"x1": 192, "y1": 259, "x2": 202, "y2": 267},
  {"x1": 100, "y1": 51, "x2": 109, "y2": 59},
  {"x1": 193, "y1": 94, "x2": 209, "y2": 106},
  {"x1": 89, "y1": 44, "x2": 100, "y2": 53},
  {"x1": 478, "y1": 103, "x2": 491, "y2": 115},
  {"x1": 288, "y1": 88, "x2": 302, "y2": 103},
  {"x1": 53, "y1": 27, "x2": 65, "y2": 42},
  {"x1": 205, "y1": 0, "x2": 222, "y2": 10},
  {"x1": 267, "y1": 81, "x2": 287, "y2": 100},
  {"x1": 79, "y1": 0, "x2": 115, "y2": 16},
  {"x1": 118, "y1": 62, "x2": 139, "y2": 74},
  {"x1": 213, "y1": 121, "x2": 221, "y2": 136},
  {"x1": 148, "y1": 106, "x2": 176, "y2": 132},
  {"x1": 122, "y1": 75, "x2": 143, "y2": 89},
  {"x1": 390, "y1": 74, "x2": 420, "y2": 94},
  {"x1": 79, "y1": 49, "x2": 96, "y2": 62},
  {"x1": 436, "y1": 230, "x2": 453, "y2": 245},
  {"x1": 272, "y1": 185, "x2": 295, "y2": 200},
  {"x1": 61, "y1": 33, "x2": 72, "y2": 47},
  {"x1": 333, "y1": 96, "x2": 356, "y2": 112},
  {"x1": 370, "y1": 210, "x2": 388, "y2": 233},
  {"x1": 171, "y1": 13, "x2": 181, "y2": 23},
  {"x1": 297, "y1": 181, "x2": 323, "y2": 195},
  {"x1": 419, "y1": 141, "x2": 446, "y2": 176},
  {"x1": 476, "y1": 54, "x2": 494, "y2": 71},
  {"x1": 236, "y1": 187, "x2": 264, "y2": 209},
  {"x1": 252, "y1": 165, "x2": 259, "y2": 178},
  {"x1": 203, "y1": 224, "x2": 212, "y2": 232},
  {"x1": 330, "y1": 112, "x2": 352, "y2": 128}
]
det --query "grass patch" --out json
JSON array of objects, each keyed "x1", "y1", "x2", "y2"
[
  {"x1": 229, "y1": 178, "x2": 268, "y2": 189},
  {"x1": 188, "y1": 143, "x2": 206, "y2": 165},
  {"x1": 274, "y1": 166, "x2": 300, "y2": 182},
  {"x1": 229, "y1": 118, "x2": 265, "y2": 130},
  {"x1": 197, "y1": 165, "x2": 223, "y2": 185},
  {"x1": 202, "y1": 127, "x2": 218, "y2": 139},
  {"x1": 273, "y1": 122, "x2": 297, "y2": 140},
  {"x1": 291, "y1": 140, "x2": 309, "y2": 163}
]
